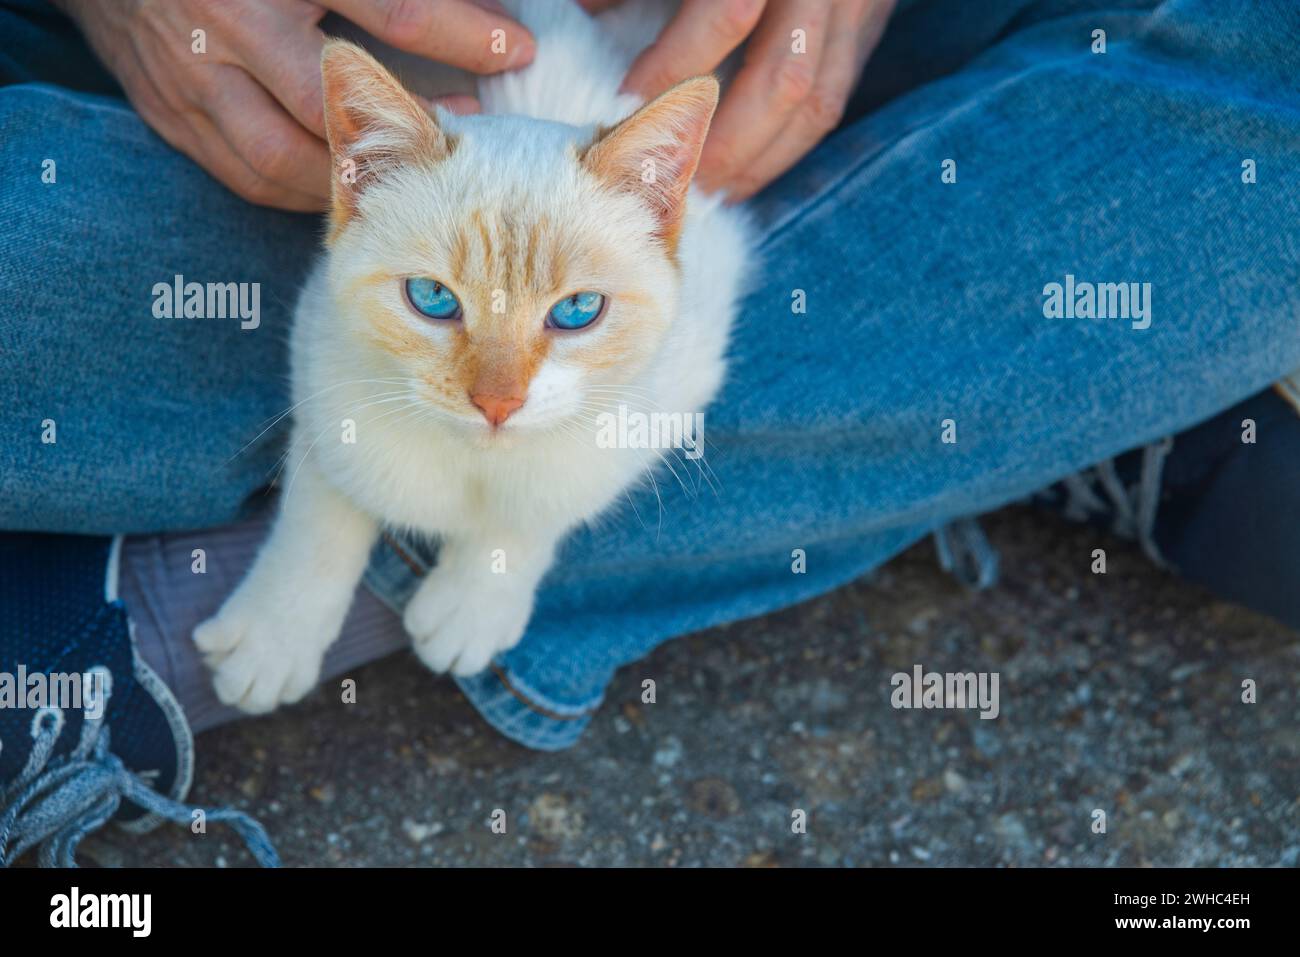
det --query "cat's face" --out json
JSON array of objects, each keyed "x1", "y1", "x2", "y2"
[{"x1": 319, "y1": 41, "x2": 717, "y2": 441}]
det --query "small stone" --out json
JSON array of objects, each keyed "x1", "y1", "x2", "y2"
[
  {"x1": 402, "y1": 819, "x2": 444, "y2": 843},
  {"x1": 426, "y1": 754, "x2": 459, "y2": 775},
  {"x1": 528, "y1": 793, "x2": 585, "y2": 841},
  {"x1": 1169, "y1": 662, "x2": 1204, "y2": 683},
  {"x1": 1168, "y1": 753, "x2": 1195, "y2": 777},
  {"x1": 910, "y1": 778, "x2": 944, "y2": 802},
  {"x1": 309, "y1": 784, "x2": 335, "y2": 805},
  {"x1": 653, "y1": 737, "x2": 683, "y2": 768},
  {"x1": 942, "y1": 769, "x2": 968, "y2": 793}
]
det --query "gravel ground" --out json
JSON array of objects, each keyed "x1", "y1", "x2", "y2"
[{"x1": 86, "y1": 506, "x2": 1300, "y2": 867}]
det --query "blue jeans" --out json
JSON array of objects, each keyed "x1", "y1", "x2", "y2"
[{"x1": 3, "y1": 0, "x2": 1299, "y2": 749}]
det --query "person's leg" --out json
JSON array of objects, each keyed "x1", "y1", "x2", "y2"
[
  {"x1": 1163, "y1": 388, "x2": 1300, "y2": 626},
  {"x1": 18, "y1": 0, "x2": 1300, "y2": 754},
  {"x1": 0, "y1": 0, "x2": 321, "y2": 534},
  {"x1": 354, "y1": 0, "x2": 1300, "y2": 748},
  {"x1": 0, "y1": 5, "x2": 313, "y2": 861}
]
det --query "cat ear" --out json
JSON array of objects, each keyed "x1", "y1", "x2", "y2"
[
  {"x1": 580, "y1": 76, "x2": 719, "y2": 252},
  {"x1": 321, "y1": 40, "x2": 454, "y2": 232}
]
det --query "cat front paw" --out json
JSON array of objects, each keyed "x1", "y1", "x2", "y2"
[
  {"x1": 194, "y1": 593, "x2": 340, "y2": 714},
  {"x1": 403, "y1": 573, "x2": 532, "y2": 677}
]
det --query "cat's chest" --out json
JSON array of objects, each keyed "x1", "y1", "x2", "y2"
[
  {"x1": 314, "y1": 417, "x2": 628, "y2": 537},
  {"x1": 333, "y1": 437, "x2": 510, "y2": 532}
]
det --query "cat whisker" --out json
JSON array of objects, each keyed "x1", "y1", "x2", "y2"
[
  {"x1": 227, "y1": 377, "x2": 415, "y2": 464},
  {"x1": 568, "y1": 396, "x2": 721, "y2": 500},
  {"x1": 282, "y1": 393, "x2": 423, "y2": 497}
]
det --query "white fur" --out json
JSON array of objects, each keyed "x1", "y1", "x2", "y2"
[{"x1": 195, "y1": 0, "x2": 754, "y2": 713}]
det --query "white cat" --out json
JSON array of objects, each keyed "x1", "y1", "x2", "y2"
[{"x1": 194, "y1": 0, "x2": 754, "y2": 714}]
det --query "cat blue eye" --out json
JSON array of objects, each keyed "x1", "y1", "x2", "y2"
[
  {"x1": 548, "y1": 291, "x2": 606, "y2": 330},
  {"x1": 405, "y1": 277, "x2": 462, "y2": 320}
]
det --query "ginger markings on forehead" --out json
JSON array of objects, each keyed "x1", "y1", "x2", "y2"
[
  {"x1": 449, "y1": 228, "x2": 470, "y2": 284},
  {"x1": 471, "y1": 210, "x2": 494, "y2": 277},
  {"x1": 450, "y1": 210, "x2": 570, "y2": 309}
]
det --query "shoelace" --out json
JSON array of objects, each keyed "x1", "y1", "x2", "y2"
[
  {"x1": 0, "y1": 666, "x2": 279, "y2": 867},
  {"x1": 935, "y1": 436, "x2": 1176, "y2": 588},
  {"x1": 1053, "y1": 436, "x2": 1175, "y2": 568},
  {"x1": 933, "y1": 517, "x2": 1000, "y2": 590}
]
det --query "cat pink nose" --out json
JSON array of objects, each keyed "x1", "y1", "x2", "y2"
[{"x1": 470, "y1": 391, "x2": 524, "y2": 427}]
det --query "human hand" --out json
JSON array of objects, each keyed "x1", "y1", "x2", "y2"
[
  {"x1": 583, "y1": 0, "x2": 895, "y2": 201},
  {"x1": 54, "y1": 0, "x2": 535, "y2": 211}
]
